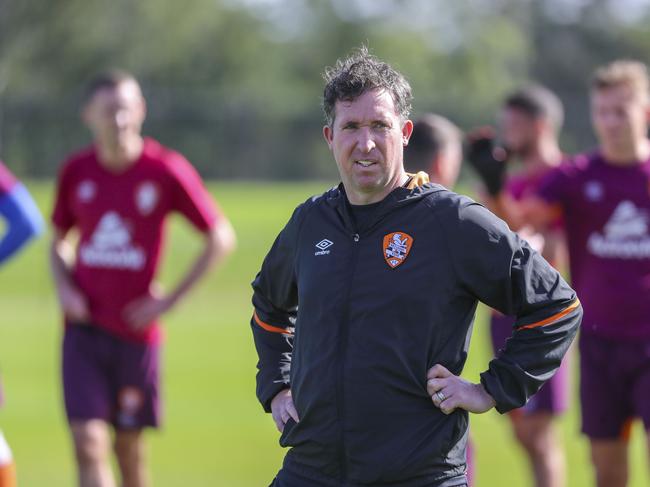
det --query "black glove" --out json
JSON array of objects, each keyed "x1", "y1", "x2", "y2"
[{"x1": 465, "y1": 128, "x2": 509, "y2": 196}]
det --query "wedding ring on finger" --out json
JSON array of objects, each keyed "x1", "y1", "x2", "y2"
[{"x1": 436, "y1": 391, "x2": 446, "y2": 402}]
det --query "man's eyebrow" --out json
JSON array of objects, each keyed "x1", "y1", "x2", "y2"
[{"x1": 339, "y1": 119, "x2": 359, "y2": 127}]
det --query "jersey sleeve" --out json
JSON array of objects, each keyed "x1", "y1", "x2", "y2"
[
  {"x1": 250, "y1": 203, "x2": 306, "y2": 412},
  {"x1": 0, "y1": 183, "x2": 44, "y2": 264},
  {"x1": 536, "y1": 160, "x2": 575, "y2": 206},
  {"x1": 0, "y1": 162, "x2": 17, "y2": 195},
  {"x1": 51, "y1": 161, "x2": 77, "y2": 233},
  {"x1": 167, "y1": 154, "x2": 220, "y2": 233},
  {"x1": 444, "y1": 200, "x2": 582, "y2": 413}
]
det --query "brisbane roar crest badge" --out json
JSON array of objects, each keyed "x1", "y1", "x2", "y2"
[{"x1": 383, "y1": 232, "x2": 413, "y2": 269}]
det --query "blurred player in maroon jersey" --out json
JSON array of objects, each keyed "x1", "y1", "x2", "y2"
[
  {"x1": 467, "y1": 84, "x2": 570, "y2": 487},
  {"x1": 472, "y1": 61, "x2": 650, "y2": 487}
]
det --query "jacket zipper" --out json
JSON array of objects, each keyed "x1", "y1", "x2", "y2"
[{"x1": 336, "y1": 231, "x2": 360, "y2": 483}]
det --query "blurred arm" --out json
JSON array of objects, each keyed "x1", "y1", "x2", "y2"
[
  {"x1": 0, "y1": 184, "x2": 44, "y2": 265},
  {"x1": 484, "y1": 192, "x2": 562, "y2": 232},
  {"x1": 49, "y1": 227, "x2": 90, "y2": 322},
  {"x1": 124, "y1": 217, "x2": 237, "y2": 329},
  {"x1": 169, "y1": 218, "x2": 236, "y2": 306}
]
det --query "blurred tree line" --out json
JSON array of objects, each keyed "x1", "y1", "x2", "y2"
[{"x1": 1, "y1": 0, "x2": 650, "y2": 180}]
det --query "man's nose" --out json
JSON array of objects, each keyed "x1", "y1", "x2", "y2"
[
  {"x1": 357, "y1": 127, "x2": 376, "y2": 153},
  {"x1": 114, "y1": 111, "x2": 129, "y2": 129}
]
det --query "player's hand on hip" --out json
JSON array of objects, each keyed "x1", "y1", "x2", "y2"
[
  {"x1": 59, "y1": 284, "x2": 90, "y2": 322},
  {"x1": 123, "y1": 283, "x2": 173, "y2": 330},
  {"x1": 270, "y1": 389, "x2": 299, "y2": 433},
  {"x1": 427, "y1": 364, "x2": 496, "y2": 415}
]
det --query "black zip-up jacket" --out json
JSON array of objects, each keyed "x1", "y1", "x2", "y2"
[{"x1": 251, "y1": 180, "x2": 581, "y2": 487}]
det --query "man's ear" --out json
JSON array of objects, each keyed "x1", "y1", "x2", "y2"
[
  {"x1": 323, "y1": 125, "x2": 334, "y2": 149},
  {"x1": 402, "y1": 120, "x2": 414, "y2": 146}
]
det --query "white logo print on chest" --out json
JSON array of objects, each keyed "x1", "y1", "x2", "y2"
[
  {"x1": 587, "y1": 200, "x2": 650, "y2": 259},
  {"x1": 79, "y1": 212, "x2": 146, "y2": 270},
  {"x1": 315, "y1": 239, "x2": 333, "y2": 256}
]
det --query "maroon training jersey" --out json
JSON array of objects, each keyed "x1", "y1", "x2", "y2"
[
  {"x1": 52, "y1": 138, "x2": 220, "y2": 343},
  {"x1": 506, "y1": 168, "x2": 564, "y2": 232},
  {"x1": 538, "y1": 152, "x2": 650, "y2": 340},
  {"x1": 0, "y1": 161, "x2": 17, "y2": 196}
]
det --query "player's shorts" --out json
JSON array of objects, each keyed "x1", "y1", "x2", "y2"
[
  {"x1": 580, "y1": 332, "x2": 650, "y2": 439},
  {"x1": 490, "y1": 313, "x2": 570, "y2": 415},
  {"x1": 62, "y1": 323, "x2": 161, "y2": 429}
]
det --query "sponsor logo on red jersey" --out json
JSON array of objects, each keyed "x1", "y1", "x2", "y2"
[
  {"x1": 79, "y1": 211, "x2": 146, "y2": 270},
  {"x1": 77, "y1": 180, "x2": 97, "y2": 203},
  {"x1": 135, "y1": 181, "x2": 159, "y2": 216}
]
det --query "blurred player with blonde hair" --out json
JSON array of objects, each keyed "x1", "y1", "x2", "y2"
[{"x1": 479, "y1": 60, "x2": 650, "y2": 487}]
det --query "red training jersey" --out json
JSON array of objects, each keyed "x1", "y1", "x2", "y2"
[{"x1": 51, "y1": 138, "x2": 220, "y2": 343}]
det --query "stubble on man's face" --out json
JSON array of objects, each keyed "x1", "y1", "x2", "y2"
[{"x1": 323, "y1": 89, "x2": 412, "y2": 204}]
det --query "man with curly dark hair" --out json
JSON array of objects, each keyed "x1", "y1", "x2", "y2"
[{"x1": 251, "y1": 47, "x2": 581, "y2": 487}]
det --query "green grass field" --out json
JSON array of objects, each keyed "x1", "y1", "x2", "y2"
[{"x1": 0, "y1": 181, "x2": 648, "y2": 486}]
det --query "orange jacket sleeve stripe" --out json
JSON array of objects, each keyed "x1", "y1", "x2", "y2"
[
  {"x1": 253, "y1": 311, "x2": 290, "y2": 334},
  {"x1": 518, "y1": 299, "x2": 581, "y2": 330}
]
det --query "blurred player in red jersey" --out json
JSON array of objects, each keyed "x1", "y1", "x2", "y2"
[
  {"x1": 467, "y1": 85, "x2": 570, "y2": 487},
  {"x1": 49, "y1": 70, "x2": 236, "y2": 487},
  {"x1": 0, "y1": 161, "x2": 44, "y2": 487}
]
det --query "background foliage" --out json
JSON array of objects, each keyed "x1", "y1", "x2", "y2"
[{"x1": 2, "y1": 0, "x2": 650, "y2": 179}]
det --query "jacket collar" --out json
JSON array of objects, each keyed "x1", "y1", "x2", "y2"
[{"x1": 325, "y1": 172, "x2": 442, "y2": 234}]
